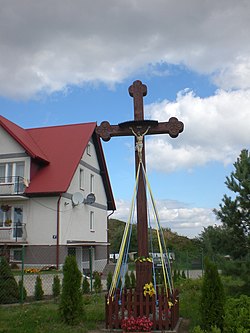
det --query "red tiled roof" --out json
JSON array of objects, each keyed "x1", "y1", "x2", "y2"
[
  {"x1": 0, "y1": 116, "x2": 115, "y2": 210},
  {"x1": 0, "y1": 116, "x2": 49, "y2": 164}
]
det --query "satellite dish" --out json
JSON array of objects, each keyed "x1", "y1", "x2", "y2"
[
  {"x1": 72, "y1": 192, "x2": 84, "y2": 206},
  {"x1": 84, "y1": 193, "x2": 96, "y2": 205}
]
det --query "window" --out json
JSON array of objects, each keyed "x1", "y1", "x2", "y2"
[
  {"x1": 80, "y1": 168, "x2": 84, "y2": 190},
  {"x1": 90, "y1": 174, "x2": 94, "y2": 193},
  {"x1": 87, "y1": 143, "x2": 91, "y2": 156},
  {"x1": 0, "y1": 162, "x2": 24, "y2": 183},
  {"x1": 68, "y1": 247, "x2": 76, "y2": 256},
  {"x1": 13, "y1": 207, "x2": 23, "y2": 238},
  {"x1": 0, "y1": 205, "x2": 23, "y2": 239},
  {"x1": 90, "y1": 211, "x2": 94, "y2": 231},
  {"x1": 11, "y1": 249, "x2": 22, "y2": 262}
]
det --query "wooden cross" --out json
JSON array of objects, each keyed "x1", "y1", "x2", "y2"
[{"x1": 96, "y1": 80, "x2": 184, "y2": 290}]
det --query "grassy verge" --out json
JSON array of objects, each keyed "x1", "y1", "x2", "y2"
[{"x1": 0, "y1": 294, "x2": 105, "y2": 333}]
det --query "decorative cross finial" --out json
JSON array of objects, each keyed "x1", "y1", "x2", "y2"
[{"x1": 129, "y1": 80, "x2": 147, "y2": 120}]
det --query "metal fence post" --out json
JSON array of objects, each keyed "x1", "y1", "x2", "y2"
[
  {"x1": 89, "y1": 246, "x2": 93, "y2": 292},
  {"x1": 20, "y1": 245, "x2": 25, "y2": 303}
]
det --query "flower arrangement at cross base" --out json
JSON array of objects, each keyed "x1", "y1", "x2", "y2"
[
  {"x1": 143, "y1": 282, "x2": 156, "y2": 297},
  {"x1": 121, "y1": 316, "x2": 153, "y2": 332}
]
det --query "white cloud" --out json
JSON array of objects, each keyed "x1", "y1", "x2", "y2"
[
  {"x1": 1, "y1": 1, "x2": 250, "y2": 98},
  {"x1": 112, "y1": 198, "x2": 216, "y2": 238},
  {"x1": 145, "y1": 89, "x2": 250, "y2": 172}
]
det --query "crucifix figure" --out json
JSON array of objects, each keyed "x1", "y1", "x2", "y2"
[{"x1": 96, "y1": 80, "x2": 184, "y2": 291}]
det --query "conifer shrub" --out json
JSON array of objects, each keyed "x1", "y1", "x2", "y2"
[
  {"x1": 34, "y1": 275, "x2": 44, "y2": 300},
  {"x1": 82, "y1": 276, "x2": 90, "y2": 294},
  {"x1": 130, "y1": 270, "x2": 136, "y2": 288},
  {"x1": 181, "y1": 270, "x2": 186, "y2": 279},
  {"x1": 93, "y1": 271, "x2": 102, "y2": 293},
  {"x1": 125, "y1": 271, "x2": 131, "y2": 289},
  {"x1": 18, "y1": 279, "x2": 27, "y2": 302},
  {"x1": 59, "y1": 255, "x2": 84, "y2": 325},
  {"x1": 200, "y1": 258, "x2": 224, "y2": 332},
  {"x1": 106, "y1": 271, "x2": 113, "y2": 291},
  {"x1": 0, "y1": 256, "x2": 19, "y2": 304},
  {"x1": 52, "y1": 275, "x2": 61, "y2": 298}
]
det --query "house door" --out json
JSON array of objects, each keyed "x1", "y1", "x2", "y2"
[{"x1": 67, "y1": 247, "x2": 83, "y2": 273}]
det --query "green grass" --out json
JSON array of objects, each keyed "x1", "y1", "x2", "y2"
[{"x1": 0, "y1": 294, "x2": 105, "y2": 333}]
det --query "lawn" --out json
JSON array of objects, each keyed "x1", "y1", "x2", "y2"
[{"x1": 0, "y1": 294, "x2": 105, "y2": 333}]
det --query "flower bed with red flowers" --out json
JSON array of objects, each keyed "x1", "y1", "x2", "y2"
[{"x1": 121, "y1": 316, "x2": 153, "y2": 332}]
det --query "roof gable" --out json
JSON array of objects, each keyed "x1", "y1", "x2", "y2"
[
  {"x1": 0, "y1": 116, "x2": 49, "y2": 164},
  {"x1": 26, "y1": 123, "x2": 96, "y2": 194}
]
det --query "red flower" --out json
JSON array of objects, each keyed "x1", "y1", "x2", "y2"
[{"x1": 121, "y1": 316, "x2": 153, "y2": 332}]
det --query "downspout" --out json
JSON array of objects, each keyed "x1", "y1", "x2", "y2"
[
  {"x1": 107, "y1": 210, "x2": 114, "y2": 264},
  {"x1": 56, "y1": 194, "x2": 62, "y2": 270}
]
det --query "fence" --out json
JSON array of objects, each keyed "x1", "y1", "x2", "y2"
[
  {"x1": 0, "y1": 244, "x2": 108, "y2": 304},
  {"x1": 106, "y1": 287, "x2": 179, "y2": 330}
]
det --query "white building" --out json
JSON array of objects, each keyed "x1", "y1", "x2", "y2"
[{"x1": 0, "y1": 115, "x2": 115, "y2": 272}]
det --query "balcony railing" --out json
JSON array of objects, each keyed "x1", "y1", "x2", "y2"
[
  {"x1": 0, "y1": 223, "x2": 27, "y2": 242},
  {"x1": 0, "y1": 176, "x2": 27, "y2": 195}
]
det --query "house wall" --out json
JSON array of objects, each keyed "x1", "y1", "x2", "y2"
[{"x1": 61, "y1": 139, "x2": 108, "y2": 244}]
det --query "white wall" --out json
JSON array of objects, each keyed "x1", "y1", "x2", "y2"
[
  {"x1": 60, "y1": 139, "x2": 108, "y2": 244},
  {"x1": 0, "y1": 127, "x2": 25, "y2": 154},
  {"x1": 25, "y1": 197, "x2": 58, "y2": 245}
]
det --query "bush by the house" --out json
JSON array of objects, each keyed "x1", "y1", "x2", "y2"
[
  {"x1": 106, "y1": 271, "x2": 112, "y2": 291},
  {"x1": 34, "y1": 275, "x2": 44, "y2": 300},
  {"x1": 59, "y1": 255, "x2": 84, "y2": 325},
  {"x1": 0, "y1": 256, "x2": 19, "y2": 304},
  {"x1": 52, "y1": 275, "x2": 61, "y2": 298},
  {"x1": 82, "y1": 276, "x2": 90, "y2": 294},
  {"x1": 93, "y1": 271, "x2": 102, "y2": 293},
  {"x1": 18, "y1": 279, "x2": 27, "y2": 302}
]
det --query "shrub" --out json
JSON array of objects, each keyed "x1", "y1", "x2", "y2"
[
  {"x1": 200, "y1": 258, "x2": 224, "y2": 332},
  {"x1": 82, "y1": 276, "x2": 90, "y2": 294},
  {"x1": 0, "y1": 256, "x2": 19, "y2": 304},
  {"x1": 93, "y1": 272, "x2": 102, "y2": 293},
  {"x1": 130, "y1": 270, "x2": 136, "y2": 288},
  {"x1": 106, "y1": 271, "x2": 113, "y2": 291},
  {"x1": 34, "y1": 275, "x2": 44, "y2": 300},
  {"x1": 181, "y1": 270, "x2": 186, "y2": 279},
  {"x1": 52, "y1": 275, "x2": 61, "y2": 298},
  {"x1": 59, "y1": 255, "x2": 84, "y2": 325},
  {"x1": 125, "y1": 271, "x2": 131, "y2": 289},
  {"x1": 223, "y1": 295, "x2": 250, "y2": 333},
  {"x1": 18, "y1": 279, "x2": 27, "y2": 302}
]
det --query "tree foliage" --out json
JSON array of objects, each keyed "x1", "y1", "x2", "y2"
[
  {"x1": 214, "y1": 149, "x2": 250, "y2": 259},
  {"x1": 200, "y1": 258, "x2": 224, "y2": 332},
  {"x1": 0, "y1": 256, "x2": 19, "y2": 304},
  {"x1": 59, "y1": 255, "x2": 84, "y2": 325},
  {"x1": 52, "y1": 275, "x2": 61, "y2": 298},
  {"x1": 34, "y1": 275, "x2": 44, "y2": 300}
]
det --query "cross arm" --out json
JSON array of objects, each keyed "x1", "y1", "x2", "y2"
[{"x1": 95, "y1": 117, "x2": 184, "y2": 141}]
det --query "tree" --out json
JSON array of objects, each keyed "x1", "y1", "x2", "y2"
[
  {"x1": 82, "y1": 276, "x2": 90, "y2": 294},
  {"x1": 214, "y1": 149, "x2": 250, "y2": 259},
  {"x1": 200, "y1": 258, "x2": 224, "y2": 331},
  {"x1": 124, "y1": 271, "x2": 131, "y2": 289},
  {"x1": 34, "y1": 275, "x2": 44, "y2": 300},
  {"x1": 18, "y1": 279, "x2": 27, "y2": 302},
  {"x1": 130, "y1": 270, "x2": 136, "y2": 288},
  {"x1": 93, "y1": 271, "x2": 102, "y2": 293},
  {"x1": 52, "y1": 275, "x2": 61, "y2": 298},
  {"x1": 106, "y1": 271, "x2": 113, "y2": 291},
  {"x1": 59, "y1": 255, "x2": 84, "y2": 325},
  {"x1": 0, "y1": 256, "x2": 19, "y2": 304}
]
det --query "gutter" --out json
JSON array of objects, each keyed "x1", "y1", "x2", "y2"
[
  {"x1": 107, "y1": 210, "x2": 115, "y2": 264},
  {"x1": 56, "y1": 194, "x2": 62, "y2": 270}
]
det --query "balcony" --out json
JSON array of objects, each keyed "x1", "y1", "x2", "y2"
[
  {"x1": 0, "y1": 223, "x2": 27, "y2": 243},
  {"x1": 0, "y1": 176, "x2": 27, "y2": 196}
]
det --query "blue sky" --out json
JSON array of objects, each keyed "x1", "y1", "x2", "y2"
[{"x1": 1, "y1": 1, "x2": 250, "y2": 238}]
